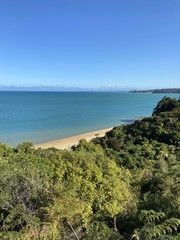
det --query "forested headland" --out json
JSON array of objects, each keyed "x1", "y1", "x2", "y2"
[
  {"x1": 0, "y1": 97, "x2": 180, "y2": 239},
  {"x1": 130, "y1": 88, "x2": 180, "y2": 93}
]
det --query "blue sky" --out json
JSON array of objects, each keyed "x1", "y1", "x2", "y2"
[{"x1": 0, "y1": 0, "x2": 180, "y2": 90}]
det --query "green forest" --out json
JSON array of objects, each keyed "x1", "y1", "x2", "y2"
[{"x1": 0, "y1": 97, "x2": 180, "y2": 240}]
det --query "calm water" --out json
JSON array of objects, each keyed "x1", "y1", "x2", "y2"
[{"x1": 0, "y1": 92, "x2": 179, "y2": 146}]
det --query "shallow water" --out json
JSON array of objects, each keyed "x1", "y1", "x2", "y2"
[{"x1": 0, "y1": 92, "x2": 179, "y2": 146}]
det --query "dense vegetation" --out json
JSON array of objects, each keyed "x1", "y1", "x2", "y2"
[{"x1": 0, "y1": 97, "x2": 179, "y2": 239}]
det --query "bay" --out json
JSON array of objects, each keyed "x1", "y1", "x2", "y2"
[{"x1": 0, "y1": 92, "x2": 179, "y2": 146}]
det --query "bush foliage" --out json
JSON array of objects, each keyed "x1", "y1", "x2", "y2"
[{"x1": 0, "y1": 97, "x2": 179, "y2": 239}]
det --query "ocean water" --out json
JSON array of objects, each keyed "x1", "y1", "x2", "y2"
[{"x1": 0, "y1": 92, "x2": 179, "y2": 146}]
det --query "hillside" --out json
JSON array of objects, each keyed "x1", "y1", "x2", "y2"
[
  {"x1": 0, "y1": 97, "x2": 180, "y2": 239},
  {"x1": 130, "y1": 88, "x2": 180, "y2": 93}
]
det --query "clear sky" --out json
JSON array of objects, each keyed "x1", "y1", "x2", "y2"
[{"x1": 0, "y1": 0, "x2": 180, "y2": 90}]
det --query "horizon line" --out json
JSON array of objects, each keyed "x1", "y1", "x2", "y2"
[{"x1": 0, "y1": 85, "x2": 179, "y2": 92}]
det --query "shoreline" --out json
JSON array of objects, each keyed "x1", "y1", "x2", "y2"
[{"x1": 34, "y1": 127, "x2": 113, "y2": 150}]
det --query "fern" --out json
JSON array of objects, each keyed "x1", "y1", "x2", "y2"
[
  {"x1": 132, "y1": 210, "x2": 180, "y2": 239},
  {"x1": 139, "y1": 210, "x2": 165, "y2": 224}
]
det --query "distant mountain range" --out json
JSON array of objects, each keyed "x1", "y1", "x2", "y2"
[
  {"x1": 0, "y1": 85, "x2": 128, "y2": 92},
  {"x1": 0, "y1": 86, "x2": 179, "y2": 93},
  {"x1": 0, "y1": 86, "x2": 87, "y2": 92},
  {"x1": 130, "y1": 88, "x2": 180, "y2": 94}
]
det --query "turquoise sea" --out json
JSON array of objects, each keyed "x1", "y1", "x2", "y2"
[{"x1": 0, "y1": 92, "x2": 179, "y2": 146}]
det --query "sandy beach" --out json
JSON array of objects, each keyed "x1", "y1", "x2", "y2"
[{"x1": 34, "y1": 127, "x2": 113, "y2": 150}]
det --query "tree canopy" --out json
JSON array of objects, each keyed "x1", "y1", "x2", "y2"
[{"x1": 0, "y1": 97, "x2": 179, "y2": 239}]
